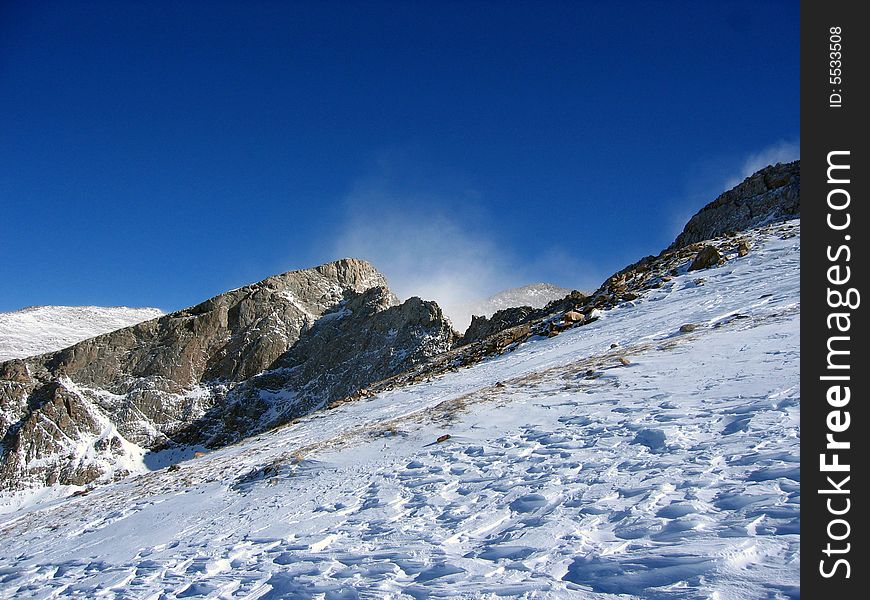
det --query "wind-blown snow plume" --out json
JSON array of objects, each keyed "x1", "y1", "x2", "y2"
[
  {"x1": 328, "y1": 158, "x2": 606, "y2": 330},
  {"x1": 727, "y1": 140, "x2": 800, "y2": 188},
  {"x1": 333, "y1": 205, "x2": 515, "y2": 330}
]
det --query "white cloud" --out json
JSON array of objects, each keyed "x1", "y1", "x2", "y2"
[
  {"x1": 329, "y1": 166, "x2": 595, "y2": 331},
  {"x1": 333, "y1": 204, "x2": 515, "y2": 331}
]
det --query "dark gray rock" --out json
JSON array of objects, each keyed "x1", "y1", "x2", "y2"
[
  {"x1": 459, "y1": 291, "x2": 588, "y2": 346},
  {"x1": 175, "y1": 287, "x2": 456, "y2": 446},
  {"x1": 460, "y1": 307, "x2": 536, "y2": 346}
]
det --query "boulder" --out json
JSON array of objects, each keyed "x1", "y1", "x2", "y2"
[{"x1": 688, "y1": 245, "x2": 723, "y2": 271}]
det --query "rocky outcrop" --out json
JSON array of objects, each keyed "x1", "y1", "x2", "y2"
[
  {"x1": 0, "y1": 258, "x2": 455, "y2": 490},
  {"x1": 464, "y1": 284, "x2": 574, "y2": 318},
  {"x1": 461, "y1": 307, "x2": 536, "y2": 346},
  {"x1": 273, "y1": 289, "x2": 454, "y2": 410},
  {"x1": 670, "y1": 160, "x2": 799, "y2": 249},
  {"x1": 457, "y1": 162, "x2": 800, "y2": 351}
]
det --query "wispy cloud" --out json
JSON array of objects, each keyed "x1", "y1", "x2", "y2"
[
  {"x1": 329, "y1": 160, "x2": 596, "y2": 330},
  {"x1": 725, "y1": 140, "x2": 800, "y2": 188},
  {"x1": 669, "y1": 140, "x2": 800, "y2": 240}
]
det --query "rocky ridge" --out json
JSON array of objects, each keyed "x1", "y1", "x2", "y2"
[
  {"x1": 465, "y1": 283, "x2": 574, "y2": 318},
  {"x1": 349, "y1": 161, "x2": 801, "y2": 399},
  {"x1": 458, "y1": 161, "x2": 800, "y2": 350}
]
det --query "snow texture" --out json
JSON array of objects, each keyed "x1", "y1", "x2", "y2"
[
  {"x1": 0, "y1": 220, "x2": 799, "y2": 598},
  {"x1": 0, "y1": 306, "x2": 164, "y2": 361}
]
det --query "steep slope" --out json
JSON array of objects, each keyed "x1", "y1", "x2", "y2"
[
  {"x1": 0, "y1": 259, "x2": 455, "y2": 490},
  {"x1": 0, "y1": 306, "x2": 164, "y2": 362},
  {"x1": 0, "y1": 219, "x2": 800, "y2": 598}
]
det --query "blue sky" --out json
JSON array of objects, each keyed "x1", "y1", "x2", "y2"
[{"x1": 0, "y1": 1, "x2": 799, "y2": 322}]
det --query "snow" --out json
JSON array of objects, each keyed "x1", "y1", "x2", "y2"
[
  {"x1": 0, "y1": 305, "x2": 164, "y2": 361},
  {"x1": 0, "y1": 220, "x2": 800, "y2": 598}
]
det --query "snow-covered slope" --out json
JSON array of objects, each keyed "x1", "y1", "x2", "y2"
[
  {"x1": 0, "y1": 220, "x2": 799, "y2": 598},
  {"x1": 0, "y1": 305, "x2": 164, "y2": 361}
]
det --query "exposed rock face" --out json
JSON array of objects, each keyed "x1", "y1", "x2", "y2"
[
  {"x1": 272, "y1": 289, "x2": 454, "y2": 410},
  {"x1": 465, "y1": 284, "x2": 574, "y2": 318},
  {"x1": 174, "y1": 287, "x2": 456, "y2": 447},
  {"x1": 670, "y1": 160, "x2": 799, "y2": 249},
  {"x1": 0, "y1": 259, "x2": 454, "y2": 490},
  {"x1": 461, "y1": 307, "x2": 535, "y2": 346}
]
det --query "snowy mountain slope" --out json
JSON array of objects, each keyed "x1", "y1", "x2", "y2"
[
  {"x1": 0, "y1": 220, "x2": 800, "y2": 598},
  {"x1": 0, "y1": 305, "x2": 164, "y2": 361}
]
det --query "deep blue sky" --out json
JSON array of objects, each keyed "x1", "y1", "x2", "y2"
[{"x1": 0, "y1": 1, "x2": 799, "y2": 317}]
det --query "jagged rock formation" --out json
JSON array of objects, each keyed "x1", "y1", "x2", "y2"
[
  {"x1": 0, "y1": 259, "x2": 454, "y2": 490},
  {"x1": 0, "y1": 306, "x2": 164, "y2": 362},
  {"x1": 670, "y1": 160, "x2": 799, "y2": 249},
  {"x1": 169, "y1": 287, "x2": 455, "y2": 447}
]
